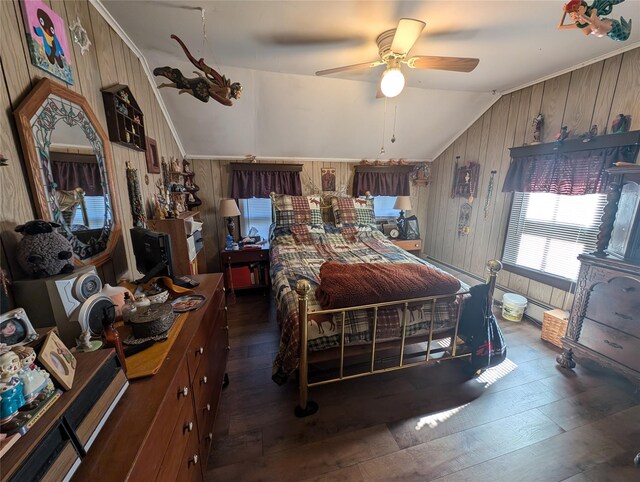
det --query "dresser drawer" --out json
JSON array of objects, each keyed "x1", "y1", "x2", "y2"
[
  {"x1": 156, "y1": 384, "x2": 199, "y2": 482},
  {"x1": 175, "y1": 428, "x2": 202, "y2": 482},
  {"x1": 392, "y1": 239, "x2": 422, "y2": 252},
  {"x1": 585, "y1": 276, "x2": 640, "y2": 337},
  {"x1": 580, "y1": 318, "x2": 640, "y2": 372}
]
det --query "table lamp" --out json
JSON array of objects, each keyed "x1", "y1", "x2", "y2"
[
  {"x1": 393, "y1": 196, "x2": 412, "y2": 223},
  {"x1": 219, "y1": 198, "x2": 241, "y2": 239}
]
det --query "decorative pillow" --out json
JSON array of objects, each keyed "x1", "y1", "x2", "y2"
[
  {"x1": 272, "y1": 194, "x2": 322, "y2": 227},
  {"x1": 331, "y1": 197, "x2": 375, "y2": 226}
]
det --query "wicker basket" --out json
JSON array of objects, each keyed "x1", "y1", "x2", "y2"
[{"x1": 541, "y1": 309, "x2": 569, "y2": 348}]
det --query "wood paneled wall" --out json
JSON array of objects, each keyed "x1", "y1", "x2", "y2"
[
  {"x1": 423, "y1": 48, "x2": 640, "y2": 310},
  {"x1": 0, "y1": 0, "x2": 182, "y2": 287},
  {"x1": 190, "y1": 159, "x2": 430, "y2": 272}
]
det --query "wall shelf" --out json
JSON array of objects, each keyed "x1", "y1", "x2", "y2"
[{"x1": 102, "y1": 84, "x2": 146, "y2": 151}]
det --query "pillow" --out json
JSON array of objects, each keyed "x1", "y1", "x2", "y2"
[
  {"x1": 331, "y1": 197, "x2": 375, "y2": 226},
  {"x1": 272, "y1": 194, "x2": 322, "y2": 227}
]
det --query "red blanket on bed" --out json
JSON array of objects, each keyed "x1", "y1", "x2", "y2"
[{"x1": 315, "y1": 261, "x2": 461, "y2": 309}]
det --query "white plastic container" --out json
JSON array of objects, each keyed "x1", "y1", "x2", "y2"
[{"x1": 502, "y1": 293, "x2": 528, "y2": 322}]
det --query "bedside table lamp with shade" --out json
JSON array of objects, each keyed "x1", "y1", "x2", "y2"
[
  {"x1": 394, "y1": 196, "x2": 412, "y2": 223},
  {"x1": 219, "y1": 198, "x2": 241, "y2": 247}
]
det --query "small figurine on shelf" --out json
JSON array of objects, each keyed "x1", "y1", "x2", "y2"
[
  {"x1": 133, "y1": 114, "x2": 141, "y2": 124},
  {"x1": 118, "y1": 90, "x2": 130, "y2": 104},
  {"x1": 554, "y1": 126, "x2": 570, "y2": 148},
  {"x1": 531, "y1": 113, "x2": 544, "y2": 144},
  {"x1": 13, "y1": 346, "x2": 49, "y2": 404},
  {"x1": 580, "y1": 124, "x2": 598, "y2": 142},
  {"x1": 611, "y1": 114, "x2": 631, "y2": 133},
  {"x1": 225, "y1": 234, "x2": 234, "y2": 250},
  {"x1": 0, "y1": 351, "x2": 25, "y2": 423},
  {"x1": 182, "y1": 158, "x2": 191, "y2": 173},
  {"x1": 170, "y1": 157, "x2": 182, "y2": 174}
]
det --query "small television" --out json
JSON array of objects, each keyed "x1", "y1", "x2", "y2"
[{"x1": 130, "y1": 227, "x2": 175, "y2": 284}]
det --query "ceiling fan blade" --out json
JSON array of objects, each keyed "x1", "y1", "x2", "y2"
[
  {"x1": 390, "y1": 18, "x2": 426, "y2": 54},
  {"x1": 315, "y1": 61, "x2": 383, "y2": 76},
  {"x1": 376, "y1": 76, "x2": 384, "y2": 99},
  {"x1": 406, "y1": 56, "x2": 479, "y2": 72}
]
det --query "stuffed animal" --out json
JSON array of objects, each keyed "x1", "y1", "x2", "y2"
[{"x1": 15, "y1": 220, "x2": 74, "y2": 279}]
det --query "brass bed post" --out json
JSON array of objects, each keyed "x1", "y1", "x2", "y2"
[
  {"x1": 486, "y1": 259, "x2": 503, "y2": 313},
  {"x1": 295, "y1": 280, "x2": 318, "y2": 417}
]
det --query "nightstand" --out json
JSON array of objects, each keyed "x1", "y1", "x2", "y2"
[
  {"x1": 390, "y1": 239, "x2": 422, "y2": 256},
  {"x1": 221, "y1": 244, "x2": 270, "y2": 294}
]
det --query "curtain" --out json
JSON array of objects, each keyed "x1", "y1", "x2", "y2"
[
  {"x1": 502, "y1": 146, "x2": 638, "y2": 195},
  {"x1": 51, "y1": 158, "x2": 103, "y2": 196},
  {"x1": 352, "y1": 167, "x2": 411, "y2": 196},
  {"x1": 230, "y1": 165, "x2": 302, "y2": 198}
]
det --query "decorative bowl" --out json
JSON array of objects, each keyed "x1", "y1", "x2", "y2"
[{"x1": 146, "y1": 290, "x2": 169, "y2": 304}]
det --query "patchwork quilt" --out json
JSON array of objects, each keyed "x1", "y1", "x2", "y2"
[{"x1": 270, "y1": 225, "x2": 468, "y2": 384}]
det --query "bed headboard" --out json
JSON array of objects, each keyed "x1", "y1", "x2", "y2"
[{"x1": 269, "y1": 191, "x2": 373, "y2": 224}]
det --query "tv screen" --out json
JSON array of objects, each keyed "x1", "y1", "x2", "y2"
[{"x1": 130, "y1": 227, "x2": 175, "y2": 282}]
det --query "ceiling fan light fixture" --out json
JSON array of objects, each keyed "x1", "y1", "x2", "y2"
[{"x1": 380, "y1": 67, "x2": 405, "y2": 98}]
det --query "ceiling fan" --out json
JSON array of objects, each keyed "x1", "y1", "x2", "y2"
[{"x1": 315, "y1": 19, "x2": 479, "y2": 98}]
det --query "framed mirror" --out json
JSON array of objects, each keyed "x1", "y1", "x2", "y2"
[{"x1": 14, "y1": 78, "x2": 120, "y2": 267}]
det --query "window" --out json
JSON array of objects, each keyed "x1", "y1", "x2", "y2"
[
  {"x1": 373, "y1": 196, "x2": 400, "y2": 219},
  {"x1": 71, "y1": 195, "x2": 109, "y2": 229},
  {"x1": 503, "y1": 192, "x2": 607, "y2": 282},
  {"x1": 238, "y1": 198, "x2": 272, "y2": 241}
]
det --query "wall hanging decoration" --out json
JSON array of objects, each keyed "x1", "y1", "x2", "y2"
[
  {"x1": 458, "y1": 203, "x2": 472, "y2": 237},
  {"x1": 321, "y1": 168, "x2": 336, "y2": 192},
  {"x1": 126, "y1": 161, "x2": 146, "y2": 228},
  {"x1": 68, "y1": 16, "x2": 91, "y2": 55},
  {"x1": 531, "y1": 113, "x2": 544, "y2": 144},
  {"x1": 411, "y1": 163, "x2": 431, "y2": 186},
  {"x1": 21, "y1": 0, "x2": 73, "y2": 84},
  {"x1": 484, "y1": 170, "x2": 498, "y2": 219},
  {"x1": 558, "y1": 0, "x2": 632, "y2": 41},
  {"x1": 102, "y1": 85, "x2": 146, "y2": 151},
  {"x1": 145, "y1": 137, "x2": 160, "y2": 174},
  {"x1": 154, "y1": 35, "x2": 242, "y2": 106},
  {"x1": 611, "y1": 114, "x2": 631, "y2": 133},
  {"x1": 451, "y1": 159, "x2": 480, "y2": 204}
]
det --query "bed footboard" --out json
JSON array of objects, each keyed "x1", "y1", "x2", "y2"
[{"x1": 294, "y1": 259, "x2": 502, "y2": 417}]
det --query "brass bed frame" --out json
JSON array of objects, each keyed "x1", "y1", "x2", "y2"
[
  {"x1": 268, "y1": 192, "x2": 502, "y2": 416},
  {"x1": 293, "y1": 259, "x2": 502, "y2": 417}
]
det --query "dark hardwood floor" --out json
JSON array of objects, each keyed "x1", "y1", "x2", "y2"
[{"x1": 205, "y1": 292, "x2": 640, "y2": 482}]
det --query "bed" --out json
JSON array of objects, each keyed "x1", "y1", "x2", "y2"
[{"x1": 269, "y1": 193, "x2": 501, "y2": 416}]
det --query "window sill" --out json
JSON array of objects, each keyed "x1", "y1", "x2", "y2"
[{"x1": 502, "y1": 262, "x2": 574, "y2": 292}]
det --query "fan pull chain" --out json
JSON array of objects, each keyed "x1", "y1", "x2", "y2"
[
  {"x1": 391, "y1": 105, "x2": 397, "y2": 143},
  {"x1": 380, "y1": 97, "x2": 387, "y2": 155}
]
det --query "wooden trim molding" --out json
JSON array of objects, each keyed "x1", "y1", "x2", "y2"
[{"x1": 509, "y1": 130, "x2": 640, "y2": 158}]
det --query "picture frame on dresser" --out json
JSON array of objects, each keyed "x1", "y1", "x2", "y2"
[{"x1": 146, "y1": 136, "x2": 160, "y2": 174}]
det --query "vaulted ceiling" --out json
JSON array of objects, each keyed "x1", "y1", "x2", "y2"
[{"x1": 102, "y1": 0, "x2": 640, "y2": 160}]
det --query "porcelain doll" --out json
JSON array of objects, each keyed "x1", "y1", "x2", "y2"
[
  {"x1": 0, "y1": 351, "x2": 26, "y2": 422},
  {"x1": 13, "y1": 346, "x2": 49, "y2": 403}
]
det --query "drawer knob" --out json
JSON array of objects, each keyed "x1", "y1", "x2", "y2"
[
  {"x1": 206, "y1": 403, "x2": 211, "y2": 412},
  {"x1": 604, "y1": 339, "x2": 623, "y2": 349},
  {"x1": 185, "y1": 421, "x2": 194, "y2": 432},
  {"x1": 197, "y1": 347, "x2": 204, "y2": 355},
  {"x1": 201, "y1": 376, "x2": 208, "y2": 384},
  {"x1": 222, "y1": 287, "x2": 226, "y2": 292},
  {"x1": 206, "y1": 432, "x2": 213, "y2": 441},
  {"x1": 179, "y1": 386, "x2": 189, "y2": 397},
  {"x1": 224, "y1": 325, "x2": 229, "y2": 331},
  {"x1": 226, "y1": 346, "x2": 231, "y2": 351},
  {"x1": 224, "y1": 306, "x2": 228, "y2": 311},
  {"x1": 190, "y1": 454, "x2": 199, "y2": 466},
  {"x1": 614, "y1": 312, "x2": 632, "y2": 321}
]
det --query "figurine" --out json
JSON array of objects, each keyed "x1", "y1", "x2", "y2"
[
  {"x1": 554, "y1": 126, "x2": 570, "y2": 147},
  {"x1": 580, "y1": 124, "x2": 598, "y2": 142},
  {"x1": 75, "y1": 330, "x2": 102, "y2": 352},
  {"x1": 611, "y1": 114, "x2": 631, "y2": 133},
  {"x1": 154, "y1": 35, "x2": 242, "y2": 106},
  {"x1": 13, "y1": 346, "x2": 48, "y2": 404},
  {"x1": 225, "y1": 234, "x2": 234, "y2": 250},
  {"x1": 170, "y1": 157, "x2": 182, "y2": 174},
  {"x1": 531, "y1": 113, "x2": 544, "y2": 144},
  {"x1": 0, "y1": 351, "x2": 25, "y2": 422},
  {"x1": 558, "y1": 0, "x2": 632, "y2": 42},
  {"x1": 118, "y1": 90, "x2": 130, "y2": 104}
]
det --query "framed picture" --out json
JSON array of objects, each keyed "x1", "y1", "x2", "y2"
[
  {"x1": 321, "y1": 168, "x2": 336, "y2": 192},
  {"x1": 145, "y1": 137, "x2": 160, "y2": 174},
  {"x1": 0, "y1": 308, "x2": 38, "y2": 348},
  {"x1": 37, "y1": 331, "x2": 76, "y2": 390},
  {"x1": 21, "y1": 0, "x2": 74, "y2": 85},
  {"x1": 451, "y1": 162, "x2": 480, "y2": 200}
]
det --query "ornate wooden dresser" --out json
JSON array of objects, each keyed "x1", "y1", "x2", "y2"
[
  {"x1": 71, "y1": 274, "x2": 228, "y2": 481},
  {"x1": 558, "y1": 166, "x2": 640, "y2": 385}
]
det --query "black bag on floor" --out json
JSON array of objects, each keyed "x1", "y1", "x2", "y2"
[{"x1": 459, "y1": 283, "x2": 507, "y2": 372}]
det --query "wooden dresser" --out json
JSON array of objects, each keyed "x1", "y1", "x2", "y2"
[
  {"x1": 72, "y1": 274, "x2": 228, "y2": 481},
  {"x1": 558, "y1": 166, "x2": 640, "y2": 385}
]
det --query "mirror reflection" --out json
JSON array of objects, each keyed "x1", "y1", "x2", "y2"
[{"x1": 31, "y1": 95, "x2": 113, "y2": 260}]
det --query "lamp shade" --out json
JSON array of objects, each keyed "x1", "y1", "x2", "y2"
[
  {"x1": 218, "y1": 198, "x2": 241, "y2": 217},
  {"x1": 380, "y1": 67, "x2": 405, "y2": 98},
  {"x1": 393, "y1": 196, "x2": 412, "y2": 211}
]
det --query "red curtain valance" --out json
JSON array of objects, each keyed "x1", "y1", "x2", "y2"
[
  {"x1": 352, "y1": 166, "x2": 412, "y2": 196},
  {"x1": 230, "y1": 163, "x2": 302, "y2": 198}
]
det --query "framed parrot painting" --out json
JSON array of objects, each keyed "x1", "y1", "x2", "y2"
[{"x1": 21, "y1": 0, "x2": 74, "y2": 85}]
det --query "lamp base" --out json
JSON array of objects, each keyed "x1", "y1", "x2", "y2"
[{"x1": 226, "y1": 217, "x2": 235, "y2": 239}]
